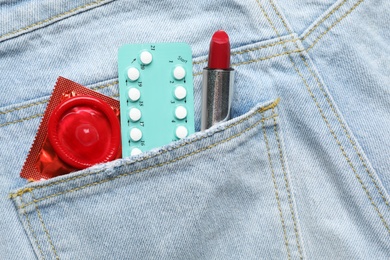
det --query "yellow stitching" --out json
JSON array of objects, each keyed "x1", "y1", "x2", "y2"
[
  {"x1": 0, "y1": 80, "x2": 118, "y2": 117},
  {"x1": 0, "y1": 0, "x2": 110, "y2": 40},
  {"x1": 0, "y1": 92, "x2": 119, "y2": 128},
  {"x1": 307, "y1": 0, "x2": 365, "y2": 51},
  {"x1": 9, "y1": 187, "x2": 34, "y2": 199},
  {"x1": 192, "y1": 37, "x2": 298, "y2": 65},
  {"x1": 272, "y1": 108, "x2": 303, "y2": 260},
  {"x1": 19, "y1": 114, "x2": 278, "y2": 208},
  {"x1": 0, "y1": 100, "x2": 48, "y2": 115},
  {"x1": 262, "y1": 0, "x2": 390, "y2": 233},
  {"x1": 30, "y1": 191, "x2": 60, "y2": 260},
  {"x1": 20, "y1": 196, "x2": 45, "y2": 260},
  {"x1": 301, "y1": 0, "x2": 348, "y2": 41},
  {"x1": 11, "y1": 99, "x2": 280, "y2": 197},
  {"x1": 266, "y1": 2, "x2": 304, "y2": 257},
  {"x1": 1, "y1": 41, "x2": 288, "y2": 118},
  {"x1": 294, "y1": 53, "x2": 390, "y2": 233},
  {"x1": 232, "y1": 49, "x2": 304, "y2": 67},
  {"x1": 193, "y1": 49, "x2": 304, "y2": 77},
  {"x1": 261, "y1": 112, "x2": 291, "y2": 260},
  {"x1": 300, "y1": 57, "x2": 390, "y2": 209},
  {"x1": 0, "y1": 113, "x2": 43, "y2": 128},
  {"x1": 91, "y1": 80, "x2": 118, "y2": 91}
]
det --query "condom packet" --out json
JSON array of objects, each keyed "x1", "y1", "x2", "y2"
[{"x1": 20, "y1": 77, "x2": 121, "y2": 181}]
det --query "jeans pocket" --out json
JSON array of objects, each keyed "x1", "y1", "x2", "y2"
[{"x1": 10, "y1": 97, "x2": 304, "y2": 260}]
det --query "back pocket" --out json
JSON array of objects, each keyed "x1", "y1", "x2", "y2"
[{"x1": 10, "y1": 98, "x2": 304, "y2": 260}]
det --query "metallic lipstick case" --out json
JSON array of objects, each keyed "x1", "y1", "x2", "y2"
[{"x1": 201, "y1": 68, "x2": 235, "y2": 131}]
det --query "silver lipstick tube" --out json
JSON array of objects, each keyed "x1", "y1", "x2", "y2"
[{"x1": 201, "y1": 68, "x2": 235, "y2": 131}]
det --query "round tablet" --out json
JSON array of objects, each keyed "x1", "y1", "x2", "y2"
[
  {"x1": 174, "y1": 86, "x2": 187, "y2": 100},
  {"x1": 175, "y1": 106, "x2": 187, "y2": 119},
  {"x1": 47, "y1": 96, "x2": 120, "y2": 169},
  {"x1": 129, "y1": 108, "x2": 141, "y2": 121},
  {"x1": 127, "y1": 67, "x2": 140, "y2": 81},
  {"x1": 128, "y1": 88, "x2": 140, "y2": 102},
  {"x1": 173, "y1": 66, "x2": 186, "y2": 80},
  {"x1": 130, "y1": 128, "x2": 142, "y2": 142},
  {"x1": 140, "y1": 51, "x2": 153, "y2": 65},
  {"x1": 175, "y1": 126, "x2": 188, "y2": 139},
  {"x1": 130, "y1": 148, "x2": 142, "y2": 156}
]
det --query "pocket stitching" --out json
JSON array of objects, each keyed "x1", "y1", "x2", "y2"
[
  {"x1": 261, "y1": 111, "x2": 292, "y2": 259},
  {"x1": 20, "y1": 195, "x2": 46, "y2": 260},
  {"x1": 260, "y1": 0, "x2": 390, "y2": 233},
  {"x1": 16, "y1": 109, "x2": 279, "y2": 209},
  {"x1": 30, "y1": 191, "x2": 60, "y2": 260},
  {"x1": 0, "y1": 0, "x2": 114, "y2": 42}
]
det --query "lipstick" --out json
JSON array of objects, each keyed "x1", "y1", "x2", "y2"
[{"x1": 201, "y1": 30, "x2": 235, "y2": 130}]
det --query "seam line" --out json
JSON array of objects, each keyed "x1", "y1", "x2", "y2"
[
  {"x1": 2, "y1": 41, "x2": 295, "y2": 118},
  {"x1": 256, "y1": 1, "x2": 306, "y2": 257},
  {"x1": 301, "y1": 0, "x2": 348, "y2": 41},
  {"x1": 0, "y1": 0, "x2": 111, "y2": 41},
  {"x1": 300, "y1": 54, "x2": 390, "y2": 209},
  {"x1": 193, "y1": 48, "x2": 303, "y2": 77},
  {"x1": 10, "y1": 99, "x2": 280, "y2": 197},
  {"x1": 261, "y1": 111, "x2": 291, "y2": 260},
  {"x1": 307, "y1": 0, "x2": 365, "y2": 51},
  {"x1": 18, "y1": 113, "x2": 277, "y2": 208},
  {"x1": 272, "y1": 107, "x2": 303, "y2": 259},
  {"x1": 264, "y1": 0, "x2": 390, "y2": 233},
  {"x1": 0, "y1": 80, "x2": 118, "y2": 116},
  {"x1": 193, "y1": 36, "x2": 298, "y2": 65},
  {"x1": 1, "y1": 49, "x2": 291, "y2": 128},
  {"x1": 30, "y1": 191, "x2": 60, "y2": 260},
  {"x1": 20, "y1": 196, "x2": 45, "y2": 260}
]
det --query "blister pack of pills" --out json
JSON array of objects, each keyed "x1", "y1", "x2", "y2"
[{"x1": 118, "y1": 43, "x2": 195, "y2": 157}]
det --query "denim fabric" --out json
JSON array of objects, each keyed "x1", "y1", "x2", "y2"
[{"x1": 1, "y1": 0, "x2": 390, "y2": 259}]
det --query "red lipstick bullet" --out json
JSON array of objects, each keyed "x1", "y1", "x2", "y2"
[
  {"x1": 208, "y1": 30, "x2": 231, "y2": 69},
  {"x1": 201, "y1": 30, "x2": 235, "y2": 130}
]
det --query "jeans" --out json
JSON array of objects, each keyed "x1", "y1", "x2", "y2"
[{"x1": 1, "y1": 0, "x2": 389, "y2": 259}]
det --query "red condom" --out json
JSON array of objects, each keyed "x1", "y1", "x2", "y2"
[{"x1": 20, "y1": 77, "x2": 121, "y2": 181}]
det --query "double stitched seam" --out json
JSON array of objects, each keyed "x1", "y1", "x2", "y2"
[
  {"x1": 20, "y1": 195, "x2": 45, "y2": 260},
  {"x1": 261, "y1": 111, "x2": 291, "y2": 260},
  {"x1": 18, "y1": 113, "x2": 278, "y2": 208},
  {"x1": 300, "y1": 57, "x2": 390, "y2": 209},
  {"x1": 0, "y1": 81, "x2": 118, "y2": 116},
  {"x1": 193, "y1": 36, "x2": 298, "y2": 65},
  {"x1": 30, "y1": 191, "x2": 60, "y2": 260},
  {"x1": 193, "y1": 48, "x2": 304, "y2": 77},
  {"x1": 11, "y1": 98, "x2": 280, "y2": 198},
  {"x1": 301, "y1": 0, "x2": 348, "y2": 41},
  {"x1": 272, "y1": 108, "x2": 303, "y2": 259},
  {"x1": 0, "y1": 0, "x2": 112, "y2": 41},
  {"x1": 2, "y1": 41, "x2": 296, "y2": 122},
  {"x1": 0, "y1": 91, "x2": 118, "y2": 128},
  {"x1": 256, "y1": 1, "x2": 305, "y2": 257},
  {"x1": 307, "y1": 0, "x2": 365, "y2": 51},
  {"x1": 263, "y1": 0, "x2": 390, "y2": 233},
  {"x1": 0, "y1": 113, "x2": 44, "y2": 128}
]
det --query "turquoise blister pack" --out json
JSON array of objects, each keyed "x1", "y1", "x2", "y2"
[{"x1": 118, "y1": 43, "x2": 194, "y2": 157}]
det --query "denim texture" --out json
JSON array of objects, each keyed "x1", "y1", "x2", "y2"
[{"x1": 1, "y1": 0, "x2": 390, "y2": 259}]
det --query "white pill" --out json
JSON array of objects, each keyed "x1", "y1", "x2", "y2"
[
  {"x1": 130, "y1": 128, "x2": 142, "y2": 141},
  {"x1": 174, "y1": 86, "x2": 187, "y2": 100},
  {"x1": 140, "y1": 51, "x2": 153, "y2": 65},
  {"x1": 128, "y1": 88, "x2": 140, "y2": 101},
  {"x1": 127, "y1": 67, "x2": 140, "y2": 81},
  {"x1": 175, "y1": 106, "x2": 187, "y2": 120},
  {"x1": 129, "y1": 108, "x2": 141, "y2": 121},
  {"x1": 175, "y1": 126, "x2": 188, "y2": 139},
  {"x1": 130, "y1": 148, "x2": 142, "y2": 156},
  {"x1": 173, "y1": 66, "x2": 186, "y2": 80}
]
